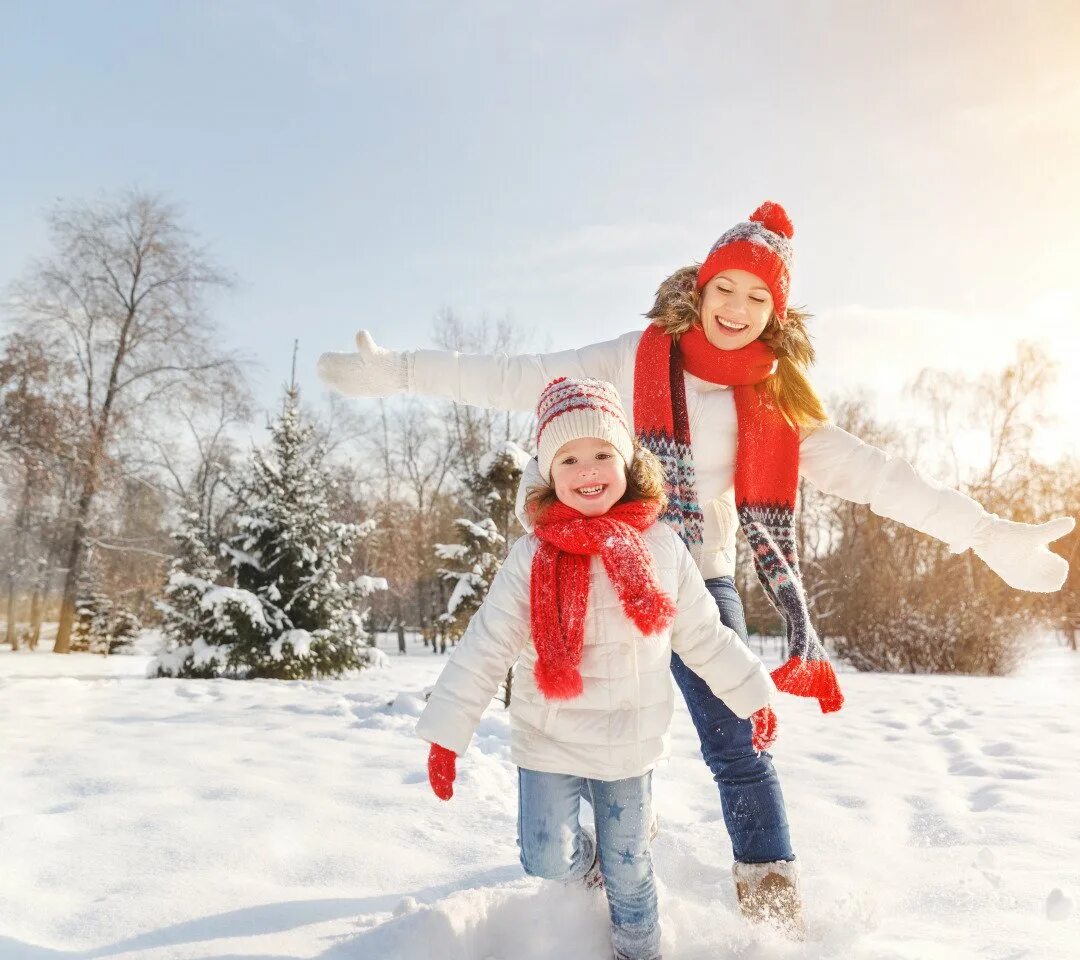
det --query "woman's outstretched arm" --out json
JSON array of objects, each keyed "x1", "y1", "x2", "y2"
[
  {"x1": 318, "y1": 328, "x2": 640, "y2": 411},
  {"x1": 799, "y1": 422, "x2": 1074, "y2": 592}
]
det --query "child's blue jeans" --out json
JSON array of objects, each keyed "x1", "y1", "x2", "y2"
[
  {"x1": 670, "y1": 575, "x2": 795, "y2": 865},
  {"x1": 517, "y1": 767, "x2": 661, "y2": 960}
]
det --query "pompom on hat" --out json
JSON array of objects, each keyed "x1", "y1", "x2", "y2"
[
  {"x1": 697, "y1": 201, "x2": 795, "y2": 323},
  {"x1": 535, "y1": 377, "x2": 635, "y2": 483}
]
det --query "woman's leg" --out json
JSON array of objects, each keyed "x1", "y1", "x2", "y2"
[
  {"x1": 669, "y1": 575, "x2": 795, "y2": 865},
  {"x1": 591, "y1": 773, "x2": 661, "y2": 960},
  {"x1": 517, "y1": 767, "x2": 595, "y2": 883}
]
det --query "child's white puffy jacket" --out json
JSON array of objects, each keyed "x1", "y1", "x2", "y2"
[
  {"x1": 407, "y1": 330, "x2": 994, "y2": 580},
  {"x1": 414, "y1": 522, "x2": 772, "y2": 781}
]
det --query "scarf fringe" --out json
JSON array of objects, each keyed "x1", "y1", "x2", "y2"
[
  {"x1": 770, "y1": 657, "x2": 845, "y2": 713},
  {"x1": 534, "y1": 659, "x2": 585, "y2": 700},
  {"x1": 620, "y1": 593, "x2": 678, "y2": 638}
]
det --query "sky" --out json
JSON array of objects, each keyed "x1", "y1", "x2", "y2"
[{"x1": 2, "y1": 1, "x2": 1079, "y2": 463}]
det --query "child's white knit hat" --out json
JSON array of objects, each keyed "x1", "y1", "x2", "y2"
[{"x1": 535, "y1": 377, "x2": 635, "y2": 482}]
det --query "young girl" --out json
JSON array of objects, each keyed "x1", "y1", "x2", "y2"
[
  {"x1": 415, "y1": 377, "x2": 776, "y2": 960},
  {"x1": 319, "y1": 201, "x2": 1073, "y2": 929}
]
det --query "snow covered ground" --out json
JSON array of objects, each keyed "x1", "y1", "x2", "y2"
[{"x1": 1, "y1": 634, "x2": 1077, "y2": 960}]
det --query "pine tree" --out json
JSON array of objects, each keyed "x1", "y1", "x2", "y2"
[
  {"x1": 436, "y1": 517, "x2": 504, "y2": 644},
  {"x1": 105, "y1": 609, "x2": 140, "y2": 654},
  {"x1": 150, "y1": 505, "x2": 250, "y2": 677},
  {"x1": 70, "y1": 556, "x2": 142, "y2": 656},
  {"x1": 228, "y1": 381, "x2": 384, "y2": 678},
  {"x1": 153, "y1": 375, "x2": 386, "y2": 679},
  {"x1": 435, "y1": 441, "x2": 529, "y2": 700},
  {"x1": 70, "y1": 563, "x2": 110, "y2": 653}
]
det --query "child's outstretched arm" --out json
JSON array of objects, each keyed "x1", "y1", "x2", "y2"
[
  {"x1": 667, "y1": 534, "x2": 774, "y2": 720},
  {"x1": 317, "y1": 329, "x2": 638, "y2": 411},
  {"x1": 799, "y1": 423, "x2": 1074, "y2": 592},
  {"x1": 414, "y1": 536, "x2": 533, "y2": 799}
]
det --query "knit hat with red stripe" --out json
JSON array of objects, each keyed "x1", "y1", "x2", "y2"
[
  {"x1": 536, "y1": 377, "x2": 635, "y2": 483},
  {"x1": 697, "y1": 201, "x2": 795, "y2": 323}
]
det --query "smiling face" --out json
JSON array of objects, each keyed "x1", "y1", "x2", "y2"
[
  {"x1": 698, "y1": 268, "x2": 774, "y2": 350},
  {"x1": 549, "y1": 436, "x2": 628, "y2": 517}
]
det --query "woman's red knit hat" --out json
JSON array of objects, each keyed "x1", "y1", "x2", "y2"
[{"x1": 697, "y1": 201, "x2": 795, "y2": 323}]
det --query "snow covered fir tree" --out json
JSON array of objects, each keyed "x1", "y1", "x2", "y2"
[
  {"x1": 70, "y1": 558, "x2": 140, "y2": 655},
  {"x1": 435, "y1": 516, "x2": 503, "y2": 646},
  {"x1": 436, "y1": 440, "x2": 530, "y2": 644},
  {"x1": 152, "y1": 504, "x2": 243, "y2": 677},
  {"x1": 151, "y1": 380, "x2": 386, "y2": 680}
]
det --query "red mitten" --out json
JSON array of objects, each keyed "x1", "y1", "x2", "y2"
[
  {"x1": 750, "y1": 705, "x2": 778, "y2": 753},
  {"x1": 427, "y1": 743, "x2": 457, "y2": 800}
]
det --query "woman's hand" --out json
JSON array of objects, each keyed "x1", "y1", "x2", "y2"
[
  {"x1": 316, "y1": 330, "x2": 408, "y2": 397},
  {"x1": 427, "y1": 743, "x2": 457, "y2": 800},
  {"x1": 750, "y1": 705, "x2": 778, "y2": 753},
  {"x1": 972, "y1": 515, "x2": 1075, "y2": 593}
]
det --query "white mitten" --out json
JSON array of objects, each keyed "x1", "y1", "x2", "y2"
[
  {"x1": 971, "y1": 515, "x2": 1075, "y2": 593},
  {"x1": 316, "y1": 330, "x2": 409, "y2": 397}
]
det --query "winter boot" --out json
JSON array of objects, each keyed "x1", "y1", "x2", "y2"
[{"x1": 732, "y1": 860, "x2": 805, "y2": 940}]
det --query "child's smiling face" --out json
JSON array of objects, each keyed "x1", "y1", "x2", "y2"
[
  {"x1": 698, "y1": 269, "x2": 773, "y2": 350},
  {"x1": 550, "y1": 437, "x2": 628, "y2": 517}
]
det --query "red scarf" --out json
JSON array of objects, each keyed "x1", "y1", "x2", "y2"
[
  {"x1": 634, "y1": 323, "x2": 844, "y2": 713},
  {"x1": 530, "y1": 498, "x2": 677, "y2": 700}
]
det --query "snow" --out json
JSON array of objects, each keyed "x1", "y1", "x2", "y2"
[
  {"x1": 200, "y1": 585, "x2": 267, "y2": 629},
  {"x1": 0, "y1": 635, "x2": 1077, "y2": 959},
  {"x1": 270, "y1": 628, "x2": 315, "y2": 660},
  {"x1": 446, "y1": 576, "x2": 476, "y2": 615},
  {"x1": 435, "y1": 543, "x2": 470, "y2": 561},
  {"x1": 354, "y1": 575, "x2": 389, "y2": 595},
  {"x1": 479, "y1": 441, "x2": 533, "y2": 476}
]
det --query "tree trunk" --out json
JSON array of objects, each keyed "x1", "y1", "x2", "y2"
[
  {"x1": 28, "y1": 584, "x2": 42, "y2": 650},
  {"x1": 503, "y1": 667, "x2": 513, "y2": 708},
  {"x1": 54, "y1": 421, "x2": 109, "y2": 654},
  {"x1": 397, "y1": 622, "x2": 406, "y2": 655},
  {"x1": 5, "y1": 578, "x2": 17, "y2": 651},
  {"x1": 54, "y1": 482, "x2": 96, "y2": 653},
  {"x1": 6, "y1": 466, "x2": 35, "y2": 650}
]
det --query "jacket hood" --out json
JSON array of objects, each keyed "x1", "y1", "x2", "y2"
[{"x1": 514, "y1": 456, "x2": 543, "y2": 533}]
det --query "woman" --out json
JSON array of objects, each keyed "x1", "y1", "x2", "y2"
[{"x1": 317, "y1": 201, "x2": 1073, "y2": 935}]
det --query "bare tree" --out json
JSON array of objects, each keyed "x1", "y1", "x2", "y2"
[
  {"x1": 801, "y1": 346, "x2": 1066, "y2": 676},
  {"x1": 908, "y1": 341, "x2": 1057, "y2": 505},
  {"x1": 7, "y1": 191, "x2": 241, "y2": 652},
  {"x1": 431, "y1": 309, "x2": 535, "y2": 476},
  {"x1": 0, "y1": 334, "x2": 82, "y2": 648},
  {"x1": 129, "y1": 380, "x2": 253, "y2": 541}
]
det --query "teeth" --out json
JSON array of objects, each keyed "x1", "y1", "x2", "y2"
[
  {"x1": 717, "y1": 317, "x2": 747, "y2": 331},
  {"x1": 578, "y1": 486, "x2": 603, "y2": 495}
]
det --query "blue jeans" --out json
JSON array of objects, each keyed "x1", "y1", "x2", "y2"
[
  {"x1": 669, "y1": 575, "x2": 795, "y2": 864},
  {"x1": 518, "y1": 767, "x2": 661, "y2": 960}
]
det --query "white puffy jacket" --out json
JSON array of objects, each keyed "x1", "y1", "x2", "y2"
[
  {"x1": 414, "y1": 522, "x2": 773, "y2": 781},
  {"x1": 407, "y1": 330, "x2": 994, "y2": 579}
]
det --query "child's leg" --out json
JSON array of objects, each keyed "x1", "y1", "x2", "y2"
[
  {"x1": 591, "y1": 773, "x2": 661, "y2": 960},
  {"x1": 670, "y1": 575, "x2": 794, "y2": 865},
  {"x1": 517, "y1": 766, "x2": 594, "y2": 883}
]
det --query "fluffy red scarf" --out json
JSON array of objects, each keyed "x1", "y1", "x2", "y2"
[{"x1": 530, "y1": 498, "x2": 677, "y2": 700}]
